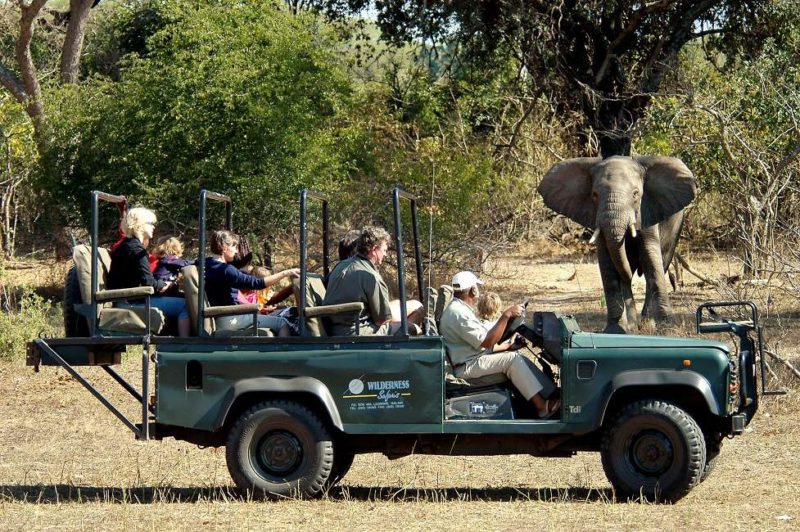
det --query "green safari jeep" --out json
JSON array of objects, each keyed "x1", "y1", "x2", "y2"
[{"x1": 26, "y1": 188, "x2": 779, "y2": 502}]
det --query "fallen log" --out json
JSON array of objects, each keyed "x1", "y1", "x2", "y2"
[
  {"x1": 674, "y1": 252, "x2": 721, "y2": 287},
  {"x1": 765, "y1": 350, "x2": 800, "y2": 380}
]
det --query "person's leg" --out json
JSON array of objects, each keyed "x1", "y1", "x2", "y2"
[
  {"x1": 464, "y1": 351, "x2": 560, "y2": 416},
  {"x1": 148, "y1": 296, "x2": 191, "y2": 337},
  {"x1": 389, "y1": 299, "x2": 425, "y2": 329},
  {"x1": 257, "y1": 314, "x2": 291, "y2": 336}
]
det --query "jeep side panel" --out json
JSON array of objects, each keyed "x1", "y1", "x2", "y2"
[
  {"x1": 154, "y1": 337, "x2": 445, "y2": 433},
  {"x1": 562, "y1": 332, "x2": 732, "y2": 431}
]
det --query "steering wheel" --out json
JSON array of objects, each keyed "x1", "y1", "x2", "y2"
[{"x1": 498, "y1": 315, "x2": 526, "y2": 344}]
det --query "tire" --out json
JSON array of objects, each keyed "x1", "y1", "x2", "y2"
[
  {"x1": 63, "y1": 266, "x2": 89, "y2": 337},
  {"x1": 325, "y1": 448, "x2": 355, "y2": 489},
  {"x1": 225, "y1": 400, "x2": 333, "y2": 499},
  {"x1": 700, "y1": 432, "x2": 723, "y2": 483},
  {"x1": 601, "y1": 400, "x2": 706, "y2": 502}
]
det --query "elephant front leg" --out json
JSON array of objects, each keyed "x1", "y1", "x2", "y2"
[
  {"x1": 598, "y1": 244, "x2": 637, "y2": 333},
  {"x1": 639, "y1": 226, "x2": 673, "y2": 322}
]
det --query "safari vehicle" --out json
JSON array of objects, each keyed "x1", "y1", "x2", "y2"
[{"x1": 27, "y1": 188, "x2": 783, "y2": 502}]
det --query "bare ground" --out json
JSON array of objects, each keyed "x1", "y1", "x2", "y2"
[{"x1": 1, "y1": 250, "x2": 798, "y2": 530}]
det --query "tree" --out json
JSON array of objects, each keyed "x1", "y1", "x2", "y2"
[
  {"x1": 42, "y1": 1, "x2": 357, "y2": 236},
  {"x1": 0, "y1": 0, "x2": 100, "y2": 145},
  {"x1": 314, "y1": 0, "x2": 780, "y2": 157},
  {"x1": 638, "y1": 8, "x2": 800, "y2": 279}
]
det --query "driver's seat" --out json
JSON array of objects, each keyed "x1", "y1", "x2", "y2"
[{"x1": 431, "y1": 283, "x2": 510, "y2": 394}]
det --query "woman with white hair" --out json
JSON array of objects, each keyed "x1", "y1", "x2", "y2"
[{"x1": 107, "y1": 207, "x2": 191, "y2": 337}]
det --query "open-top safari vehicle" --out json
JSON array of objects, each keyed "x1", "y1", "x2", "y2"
[{"x1": 26, "y1": 187, "x2": 783, "y2": 502}]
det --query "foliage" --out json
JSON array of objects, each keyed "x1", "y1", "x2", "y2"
[
  {"x1": 0, "y1": 94, "x2": 39, "y2": 257},
  {"x1": 81, "y1": 0, "x2": 168, "y2": 81},
  {"x1": 311, "y1": 0, "x2": 778, "y2": 157},
  {"x1": 637, "y1": 17, "x2": 800, "y2": 278},
  {"x1": 41, "y1": 1, "x2": 356, "y2": 238},
  {"x1": 0, "y1": 284, "x2": 60, "y2": 362}
]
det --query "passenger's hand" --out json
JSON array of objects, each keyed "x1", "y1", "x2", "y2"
[
  {"x1": 283, "y1": 268, "x2": 301, "y2": 279},
  {"x1": 503, "y1": 304, "x2": 525, "y2": 319},
  {"x1": 159, "y1": 281, "x2": 173, "y2": 293}
]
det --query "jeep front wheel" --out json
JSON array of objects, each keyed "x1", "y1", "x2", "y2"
[
  {"x1": 601, "y1": 400, "x2": 706, "y2": 502},
  {"x1": 225, "y1": 400, "x2": 334, "y2": 498}
]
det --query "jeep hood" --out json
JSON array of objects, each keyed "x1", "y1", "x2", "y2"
[{"x1": 570, "y1": 332, "x2": 730, "y2": 353}]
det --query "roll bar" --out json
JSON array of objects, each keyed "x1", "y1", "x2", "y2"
[
  {"x1": 298, "y1": 189, "x2": 330, "y2": 337},
  {"x1": 391, "y1": 187, "x2": 425, "y2": 336},
  {"x1": 90, "y1": 191, "x2": 130, "y2": 337},
  {"x1": 197, "y1": 190, "x2": 232, "y2": 336}
]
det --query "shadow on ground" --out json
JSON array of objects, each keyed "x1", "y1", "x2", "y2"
[{"x1": 0, "y1": 484, "x2": 615, "y2": 504}]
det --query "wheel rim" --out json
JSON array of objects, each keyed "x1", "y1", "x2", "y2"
[
  {"x1": 628, "y1": 429, "x2": 674, "y2": 476},
  {"x1": 255, "y1": 430, "x2": 304, "y2": 477}
]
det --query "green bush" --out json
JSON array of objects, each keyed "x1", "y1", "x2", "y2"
[
  {"x1": 0, "y1": 289, "x2": 61, "y2": 362},
  {"x1": 41, "y1": 1, "x2": 355, "y2": 237}
]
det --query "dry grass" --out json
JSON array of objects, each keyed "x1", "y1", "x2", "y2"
[{"x1": 0, "y1": 251, "x2": 798, "y2": 530}]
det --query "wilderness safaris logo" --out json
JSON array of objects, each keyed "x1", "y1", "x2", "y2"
[{"x1": 343, "y1": 377, "x2": 412, "y2": 411}]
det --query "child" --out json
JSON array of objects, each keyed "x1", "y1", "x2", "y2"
[
  {"x1": 238, "y1": 265, "x2": 270, "y2": 306},
  {"x1": 152, "y1": 236, "x2": 192, "y2": 296},
  {"x1": 476, "y1": 291, "x2": 502, "y2": 328},
  {"x1": 239, "y1": 265, "x2": 296, "y2": 315}
]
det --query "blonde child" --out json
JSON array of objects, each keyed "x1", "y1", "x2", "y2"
[
  {"x1": 152, "y1": 236, "x2": 192, "y2": 296},
  {"x1": 476, "y1": 291, "x2": 502, "y2": 328}
]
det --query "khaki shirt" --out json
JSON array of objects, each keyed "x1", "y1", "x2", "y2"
[
  {"x1": 439, "y1": 297, "x2": 490, "y2": 365},
  {"x1": 323, "y1": 254, "x2": 392, "y2": 336}
]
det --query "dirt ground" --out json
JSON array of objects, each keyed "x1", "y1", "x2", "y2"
[{"x1": 0, "y1": 250, "x2": 798, "y2": 530}]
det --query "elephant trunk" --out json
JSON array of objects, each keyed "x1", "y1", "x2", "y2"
[
  {"x1": 597, "y1": 201, "x2": 634, "y2": 281},
  {"x1": 604, "y1": 233, "x2": 633, "y2": 282},
  {"x1": 597, "y1": 197, "x2": 631, "y2": 246}
]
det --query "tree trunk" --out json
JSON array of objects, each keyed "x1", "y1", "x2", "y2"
[
  {"x1": 15, "y1": 0, "x2": 50, "y2": 146},
  {"x1": 60, "y1": 0, "x2": 96, "y2": 84}
]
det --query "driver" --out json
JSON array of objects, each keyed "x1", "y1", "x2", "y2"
[{"x1": 439, "y1": 271, "x2": 560, "y2": 419}]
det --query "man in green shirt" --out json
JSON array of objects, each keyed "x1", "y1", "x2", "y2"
[
  {"x1": 439, "y1": 271, "x2": 560, "y2": 418},
  {"x1": 323, "y1": 226, "x2": 395, "y2": 336}
]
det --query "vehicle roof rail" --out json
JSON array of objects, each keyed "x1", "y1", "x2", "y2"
[
  {"x1": 197, "y1": 190, "x2": 233, "y2": 337},
  {"x1": 391, "y1": 187, "x2": 424, "y2": 337},
  {"x1": 90, "y1": 191, "x2": 127, "y2": 337},
  {"x1": 298, "y1": 189, "x2": 330, "y2": 337}
]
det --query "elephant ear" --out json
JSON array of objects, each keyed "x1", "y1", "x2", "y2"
[
  {"x1": 637, "y1": 156, "x2": 696, "y2": 227},
  {"x1": 538, "y1": 157, "x2": 600, "y2": 228}
]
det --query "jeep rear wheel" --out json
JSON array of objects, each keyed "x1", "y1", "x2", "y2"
[
  {"x1": 325, "y1": 448, "x2": 355, "y2": 489},
  {"x1": 601, "y1": 400, "x2": 706, "y2": 502},
  {"x1": 226, "y1": 400, "x2": 333, "y2": 499}
]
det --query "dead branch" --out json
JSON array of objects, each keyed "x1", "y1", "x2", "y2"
[
  {"x1": 765, "y1": 350, "x2": 800, "y2": 380},
  {"x1": 674, "y1": 252, "x2": 720, "y2": 286}
]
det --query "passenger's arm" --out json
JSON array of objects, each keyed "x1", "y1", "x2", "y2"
[
  {"x1": 261, "y1": 268, "x2": 300, "y2": 287},
  {"x1": 480, "y1": 304, "x2": 524, "y2": 349}
]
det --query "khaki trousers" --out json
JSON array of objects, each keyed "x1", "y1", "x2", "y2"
[{"x1": 455, "y1": 351, "x2": 555, "y2": 400}]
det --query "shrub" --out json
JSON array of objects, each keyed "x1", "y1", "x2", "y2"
[{"x1": 0, "y1": 288, "x2": 61, "y2": 362}]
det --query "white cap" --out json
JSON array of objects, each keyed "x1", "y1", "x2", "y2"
[{"x1": 451, "y1": 271, "x2": 484, "y2": 291}]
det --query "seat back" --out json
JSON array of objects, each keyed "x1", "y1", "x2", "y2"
[
  {"x1": 434, "y1": 284, "x2": 453, "y2": 326},
  {"x1": 73, "y1": 244, "x2": 111, "y2": 315},
  {"x1": 72, "y1": 244, "x2": 163, "y2": 335},
  {"x1": 293, "y1": 273, "x2": 327, "y2": 337},
  {"x1": 425, "y1": 286, "x2": 438, "y2": 335},
  {"x1": 181, "y1": 265, "x2": 214, "y2": 336}
]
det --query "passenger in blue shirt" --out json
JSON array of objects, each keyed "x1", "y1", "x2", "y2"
[{"x1": 205, "y1": 230, "x2": 299, "y2": 336}]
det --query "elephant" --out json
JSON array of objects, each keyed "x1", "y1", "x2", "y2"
[{"x1": 538, "y1": 156, "x2": 696, "y2": 334}]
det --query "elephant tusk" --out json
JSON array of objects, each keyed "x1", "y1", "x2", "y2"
[
  {"x1": 629, "y1": 223, "x2": 637, "y2": 239},
  {"x1": 589, "y1": 228, "x2": 601, "y2": 244}
]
